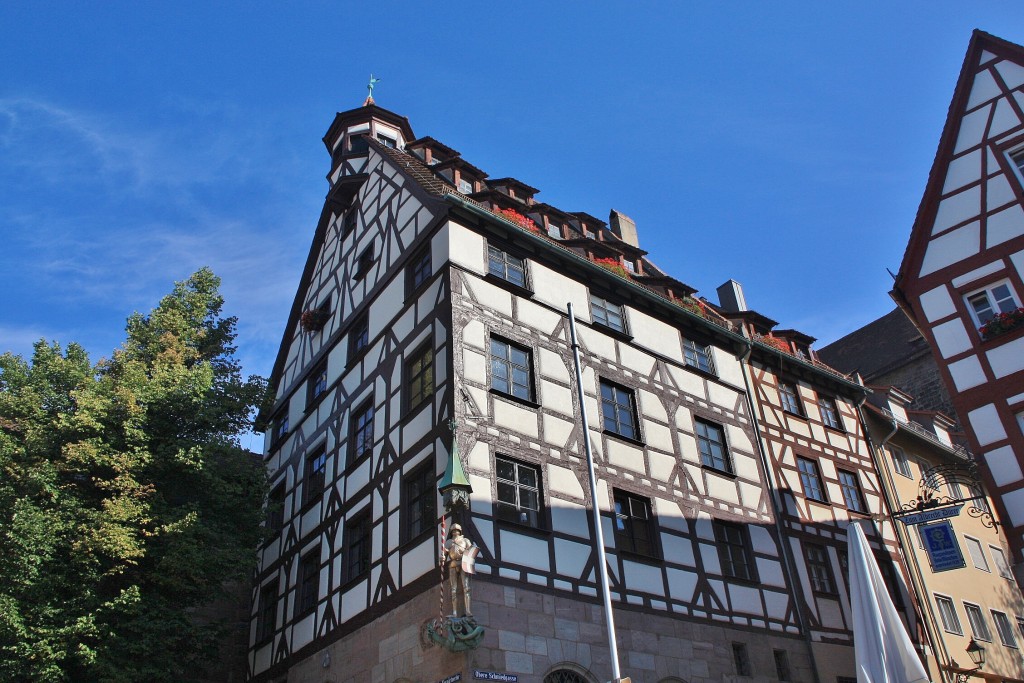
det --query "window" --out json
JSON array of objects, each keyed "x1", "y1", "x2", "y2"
[
  {"x1": 715, "y1": 521, "x2": 757, "y2": 582},
  {"x1": 342, "y1": 206, "x2": 358, "y2": 236},
  {"x1": 270, "y1": 413, "x2": 289, "y2": 448},
  {"x1": 487, "y1": 245, "x2": 527, "y2": 288},
  {"x1": 778, "y1": 381, "x2": 802, "y2": 415},
  {"x1": 732, "y1": 642, "x2": 751, "y2": 676},
  {"x1": 376, "y1": 133, "x2": 396, "y2": 148},
  {"x1": 408, "y1": 247, "x2": 432, "y2": 293},
  {"x1": 696, "y1": 419, "x2": 731, "y2": 473},
  {"x1": 805, "y1": 543, "x2": 836, "y2": 594},
  {"x1": 1012, "y1": 148, "x2": 1024, "y2": 178},
  {"x1": 349, "y1": 401, "x2": 374, "y2": 465},
  {"x1": 838, "y1": 469, "x2": 866, "y2": 513},
  {"x1": 257, "y1": 583, "x2": 278, "y2": 642},
  {"x1": 1018, "y1": 410, "x2": 1024, "y2": 436},
  {"x1": 1016, "y1": 616, "x2": 1024, "y2": 642},
  {"x1": 303, "y1": 447, "x2": 327, "y2": 505},
  {"x1": 546, "y1": 221, "x2": 562, "y2": 239},
  {"x1": 354, "y1": 244, "x2": 375, "y2": 280},
  {"x1": 349, "y1": 314, "x2": 369, "y2": 359},
  {"x1": 298, "y1": 550, "x2": 319, "y2": 615},
  {"x1": 993, "y1": 610, "x2": 1018, "y2": 647},
  {"x1": 490, "y1": 338, "x2": 533, "y2": 401},
  {"x1": 935, "y1": 595, "x2": 962, "y2": 634},
  {"x1": 345, "y1": 511, "x2": 371, "y2": 581},
  {"x1": 590, "y1": 295, "x2": 626, "y2": 333},
  {"x1": 798, "y1": 457, "x2": 827, "y2": 502},
  {"x1": 818, "y1": 396, "x2": 842, "y2": 429},
  {"x1": 683, "y1": 339, "x2": 715, "y2": 374},
  {"x1": 774, "y1": 650, "x2": 792, "y2": 682},
  {"x1": 405, "y1": 463, "x2": 436, "y2": 540},
  {"x1": 613, "y1": 490, "x2": 656, "y2": 556},
  {"x1": 965, "y1": 536, "x2": 990, "y2": 571},
  {"x1": 348, "y1": 134, "x2": 368, "y2": 155},
  {"x1": 544, "y1": 671, "x2": 587, "y2": 683},
  {"x1": 266, "y1": 482, "x2": 286, "y2": 533},
  {"x1": 457, "y1": 177, "x2": 473, "y2": 193},
  {"x1": 308, "y1": 360, "x2": 328, "y2": 406},
  {"x1": 496, "y1": 456, "x2": 542, "y2": 526},
  {"x1": 600, "y1": 380, "x2": 638, "y2": 440},
  {"x1": 990, "y1": 545, "x2": 1013, "y2": 580},
  {"x1": 966, "y1": 279, "x2": 1020, "y2": 327},
  {"x1": 406, "y1": 345, "x2": 434, "y2": 412},
  {"x1": 890, "y1": 446, "x2": 912, "y2": 478},
  {"x1": 965, "y1": 602, "x2": 992, "y2": 641},
  {"x1": 874, "y1": 550, "x2": 905, "y2": 609}
]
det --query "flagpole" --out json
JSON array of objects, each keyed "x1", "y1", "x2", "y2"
[{"x1": 567, "y1": 302, "x2": 622, "y2": 681}]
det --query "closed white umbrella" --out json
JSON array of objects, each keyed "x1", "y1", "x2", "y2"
[{"x1": 849, "y1": 521, "x2": 930, "y2": 683}]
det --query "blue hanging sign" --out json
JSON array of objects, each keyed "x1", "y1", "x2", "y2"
[{"x1": 921, "y1": 521, "x2": 966, "y2": 572}]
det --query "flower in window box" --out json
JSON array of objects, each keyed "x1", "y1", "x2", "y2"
[
  {"x1": 592, "y1": 257, "x2": 629, "y2": 278},
  {"x1": 979, "y1": 307, "x2": 1024, "y2": 340},
  {"x1": 759, "y1": 334, "x2": 792, "y2": 354},
  {"x1": 676, "y1": 296, "x2": 708, "y2": 318},
  {"x1": 496, "y1": 208, "x2": 541, "y2": 233},
  {"x1": 300, "y1": 308, "x2": 330, "y2": 333}
]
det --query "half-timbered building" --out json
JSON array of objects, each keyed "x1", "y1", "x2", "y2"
[
  {"x1": 892, "y1": 30, "x2": 1024, "y2": 580},
  {"x1": 250, "y1": 101, "x2": 912, "y2": 683}
]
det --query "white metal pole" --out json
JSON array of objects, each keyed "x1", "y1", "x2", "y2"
[{"x1": 567, "y1": 302, "x2": 622, "y2": 681}]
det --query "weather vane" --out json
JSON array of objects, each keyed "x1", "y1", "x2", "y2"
[{"x1": 364, "y1": 74, "x2": 381, "y2": 106}]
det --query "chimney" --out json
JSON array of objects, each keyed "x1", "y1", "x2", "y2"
[
  {"x1": 716, "y1": 279, "x2": 747, "y2": 313},
  {"x1": 608, "y1": 209, "x2": 639, "y2": 248}
]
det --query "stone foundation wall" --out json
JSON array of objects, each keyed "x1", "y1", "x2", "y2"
[{"x1": 278, "y1": 578, "x2": 837, "y2": 683}]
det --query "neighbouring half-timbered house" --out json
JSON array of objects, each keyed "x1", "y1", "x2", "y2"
[
  {"x1": 715, "y1": 292, "x2": 924, "y2": 683},
  {"x1": 250, "y1": 102, "x2": 909, "y2": 683},
  {"x1": 892, "y1": 30, "x2": 1024, "y2": 580}
]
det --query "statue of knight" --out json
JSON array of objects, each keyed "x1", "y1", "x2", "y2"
[{"x1": 444, "y1": 523, "x2": 478, "y2": 616}]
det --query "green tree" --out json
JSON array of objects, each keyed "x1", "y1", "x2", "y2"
[{"x1": 0, "y1": 268, "x2": 268, "y2": 682}]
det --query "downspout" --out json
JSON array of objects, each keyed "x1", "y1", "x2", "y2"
[
  {"x1": 857, "y1": 401, "x2": 953, "y2": 683},
  {"x1": 736, "y1": 338, "x2": 822, "y2": 683}
]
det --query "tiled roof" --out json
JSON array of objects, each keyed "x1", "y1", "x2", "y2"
[{"x1": 818, "y1": 308, "x2": 930, "y2": 380}]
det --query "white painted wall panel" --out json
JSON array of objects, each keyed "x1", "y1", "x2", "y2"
[
  {"x1": 554, "y1": 539, "x2": 590, "y2": 577},
  {"x1": 629, "y1": 309, "x2": 681, "y2": 359},
  {"x1": 550, "y1": 500, "x2": 590, "y2": 538},
  {"x1": 967, "y1": 69, "x2": 1001, "y2": 109},
  {"x1": 764, "y1": 591, "x2": 790, "y2": 620},
  {"x1": 340, "y1": 581, "x2": 367, "y2": 622},
  {"x1": 999, "y1": 487, "x2": 1024, "y2": 527},
  {"x1": 987, "y1": 335, "x2": 1024, "y2": 377},
  {"x1": 648, "y1": 450, "x2": 676, "y2": 482},
  {"x1": 666, "y1": 567, "x2": 698, "y2": 603},
  {"x1": 932, "y1": 319, "x2": 973, "y2": 358},
  {"x1": 493, "y1": 399, "x2": 539, "y2": 438},
  {"x1": 933, "y1": 186, "x2": 981, "y2": 235},
  {"x1": 943, "y1": 149, "x2": 982, "y2": 193},
  {"x1": 986, "y1": 204, "x2": 1024, "y2": 248},
  {"x1": 954, "y1": 105, "x2": 990, "y2": 154},
  {"x1": 948, "y1": 355, "x2": 986, "y2": 391},
  {"x1": 542, "y1": 413, "x2": 574, "y2": 446},
  {"x1": 606, "y1": 437, "x2": 644, "y2": 472},
  {"x1": 984, "y1": 445, "x2": 1023, "y2": 487},
  {"x1": 920, "y1": 222, "x2": 981, "y2": 275},
  {"x1": 447, "y1": 222, "x2": 485, "y2": 273},
  {"x1": 705, "y1": 474, "x2": 739, "y2": 505},
  {"x1": 952, "y1": 260, "x2": 1006, "y2": 287},
  {"x1": 988, "y1": 173, "x2": 1017, "y2": 212},
  {"x1": 624, "y1": 559, "x2": 664, "y2": 596},
  {"x1": 401, "y1": 536, "x2": 437, "y2": 585},
  {"x1": 644, "y1": 421, "x2": 673, "y2": 453},
  {"x1": 541, "y1": 381, "x2": 573, "y2": 418},
  {"x1": 756, "y1": 559, "x2": 786, "y2": 588},
  {"x1": 968, "y1": 403, "x2": 1008, "y2": 446},
  {"x1": 1012, "y1": 249, "x2": 1024, "y2": 278},
  {"x1": 990, "y1": 97, "x2": 1022, "y2": 138},
  {"x1": 660, "y1": 532, "x2": 695, "y2": 566},
  {"x1": 996, "y1": 59, "x2": 1024, "y2": 89},
  {"x1": 729, "y1": 584, "x2": 763, "y2": 614},
  {"x1": 530, "y1": 263, "x2": 589, "y2": 315},
  {"x1": 713, "y1": 347, "x2": 746, "y2": 388},
  {"x1": 500, "y1": 529, "x2": 549, "y2": 571},
  {"x1": 547, "y1": 463, "x2": 584, "y2": 499}
]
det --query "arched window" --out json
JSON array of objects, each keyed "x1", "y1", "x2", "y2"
[{"x1": 544, "y1": 670, "x2": 588, "y2": 683}]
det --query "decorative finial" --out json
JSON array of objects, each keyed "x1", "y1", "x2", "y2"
[{"x1": 364, "y1": 74, "x2": 381, "y2": 106}]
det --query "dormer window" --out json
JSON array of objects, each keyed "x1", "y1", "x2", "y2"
[
  {"x1": 624, "y1": 260, "x2": 636, "y2": 273},
  {"x1": 349, "y1": 134, "x2": 369, "y2": 155},
  {"x1": 376, "y1": 134, "x2": 396, "y2": 149},
  {"x1": 546, "y1": 221, "x2": 562, "y2": 239},
  {"x1": 458, "y1": 177, "x2": 473, "y2": 194}
]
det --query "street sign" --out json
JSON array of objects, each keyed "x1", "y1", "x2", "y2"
[
  {"x1": 894, "y1": 503, "x2": 963, "y2": 526},
  {"x1": 921, "y1": 521, "x2": 966, "y2": 572}
]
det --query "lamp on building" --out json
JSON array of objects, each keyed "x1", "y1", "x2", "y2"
[{"x1": 954, "y1": 638, "x2": 986, "y2": 683}]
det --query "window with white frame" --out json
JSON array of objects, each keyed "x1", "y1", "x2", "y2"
[
  {"x1": 965, "y1": 536, "x2": 990, "y2": 572},
  {"x1": 1010, "y1": 148, "x2": 1024, "y2": 182},
  {"x1": 890, "y1": 446, "x2": 912, "y2": 478},
  {"x1": 683, "y1": 339, "x2": 715, "y2": 374},
  {"x1": 590, "y1": 295, "x2": 626, "y2": 333},
  {"x1": 496, "y1": 456, "x2": 543, "y2": 527},
  {"x1": 965, "y1": 279, "x2": 1020, "y2": 327},
  {"x1": 935, "y1": 595, "x2": 962, "y2": 634},
  {"x1": 990, "y1": 545, "x2": 1014, "y2": 580},
  {"x1": 487, "y1": 245, "x2": 527, "y2": 288},
  {"x1": 778, "y1": 381, "x2": 802, "y2": 415},
  {"x1": 993, "y1": 610, "x2": 1018, "y2": 647},
  {"x1": 964, "y1": 602, "x2": 993, "y2": 641},
  {"x1": 1017, "y1": 410, "x2": 1024, "y2": 436}
]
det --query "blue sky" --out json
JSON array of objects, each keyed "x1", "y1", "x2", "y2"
[{"x1": 3, "y1": 3, "x2": 1024, "y2": 440}]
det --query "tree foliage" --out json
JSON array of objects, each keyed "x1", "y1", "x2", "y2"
[{"x1": 0, "y1": 268, "x2": 268, "y2": 682}]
